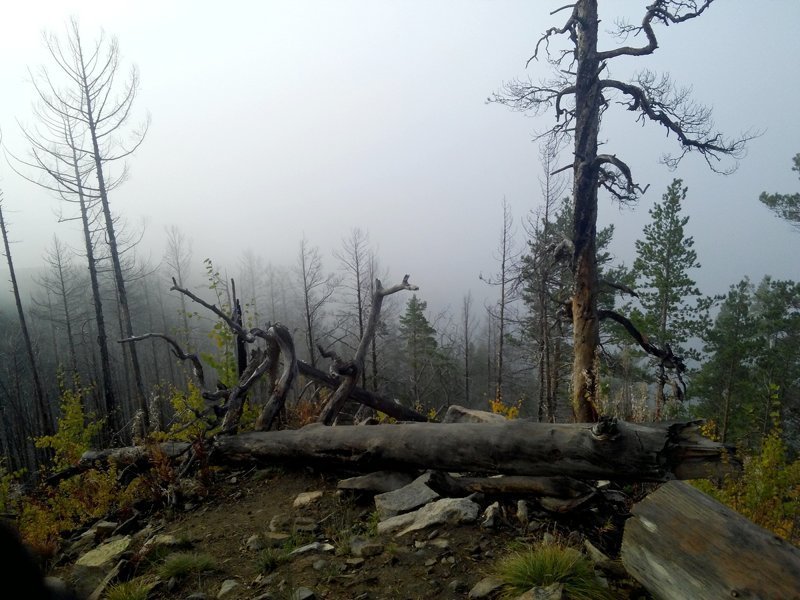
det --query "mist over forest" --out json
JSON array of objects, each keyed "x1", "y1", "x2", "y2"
[{"x1": 0, "y1": 4, "x2": 797, "y2": 568}]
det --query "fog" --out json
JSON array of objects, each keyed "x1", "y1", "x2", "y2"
[{"x1": 0, "y1": 0, "x2": 798, "y2": 314}]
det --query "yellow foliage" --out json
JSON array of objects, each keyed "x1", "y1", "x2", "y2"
[
  {"x1": 693, "y1": 430, "x2": 800, "y2": 545},
  {"x1": 489, "y1": 396, "x2": 522, "y2": 420},
  {"x1": 168, "y1": 383, "x2": 219, "y2": 441},
  {"x1": 35, "y1": 376, "x2": 104, "y2": 470}
]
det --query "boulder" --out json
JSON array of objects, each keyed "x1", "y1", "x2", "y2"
[{"x1": 442, "y1": 405, "x2": 507, "y2": 424}]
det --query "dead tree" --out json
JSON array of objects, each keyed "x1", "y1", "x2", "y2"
[
  {"x1": 212, "y1": 417, "x2": 736, "y2": 481},
  {"x1": 0, "y1": 196, "x2": 53, "y2": 437},
  {"x1": 317, "y1": 275, "x2": 419, "y2": 425},
  {"x1": 33, "y1": 18, "x2": 150, "y2": 431},
  {"x1": 492, "y1": 0, "x2": 752, "y2": 421},
  {"x1": 121, "y1": 276, "x2": 426, "y2": 435}
]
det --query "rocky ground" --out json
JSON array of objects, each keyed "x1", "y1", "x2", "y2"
[{"x1": 50, "y1": 464, "x2": 653, "y2": 600}]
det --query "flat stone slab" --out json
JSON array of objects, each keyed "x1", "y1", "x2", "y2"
[{"x1": 374, "y1": 472, "x2": 440, "y2": 518}]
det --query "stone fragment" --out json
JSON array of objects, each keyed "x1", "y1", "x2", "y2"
[
  {"x1": 217, "y1": 579, "x2": 239, "y2": 598},
  {"x1": 246, "y1": 534, "x2": 264, "y2": 551},
  {"x1": 289, "y1": 541, "x2": 335, "y2": 556},
  {"x1": 468, "y1": 576, "x2": 505, "y2": 599},
  {"x1": 374, "y1": 472, "x2": 440, "y2": 518},
  {"x1": 517, "y1": 500, "x2": 529, "y2": 526},
  {"x1": 349, "y1": 536, "x2": 384, "y2": 558},
  {"x1": 481, "y1": 501, "x2": 501, "y2": 528},
  {"x1": 292, "y1": 587, "x2": 316, "y2": 600},
  {"x1": 516, "y1": 582, "x2": 564, "y2": 600},
  {"x1": 75, "y1": 536, "x2": 132, "y2": 568},
  {"x1": 397, "y1": 497, "x2": 480, "y2": 537},
  {"x1": 293, "y1": 491, "x2": 324, "y2": 508},
  {"x1": 442, "y1": 405, "x2": 507, "y2": 423},
  {"x1": 337, "y1": 471, "x2": 417, "y2": 494}
]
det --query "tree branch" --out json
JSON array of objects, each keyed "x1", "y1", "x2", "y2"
[{"x1": 119, "y1": 333, "x2": 204, "y2": 386}]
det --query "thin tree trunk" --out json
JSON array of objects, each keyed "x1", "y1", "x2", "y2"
[
  {"x1": 78, "y1": 47, "x2": 148, "y2": 431},
  {"x1": 0, "y1": 203, "x2": 53, "y2": 437}
]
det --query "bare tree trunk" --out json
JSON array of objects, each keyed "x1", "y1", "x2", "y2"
[
  {"x1": 318, "y1": 276, "x2": 418, "y2": 425},
  {"x1": 0, "y1": 201, "x2": 53, "y2": 437},
  {"x1": 570, "y1": 0, "x2": 602, "y2": 423},
  {"x1": 74, "y1": 166, "x2": 117, "y2": 434}
]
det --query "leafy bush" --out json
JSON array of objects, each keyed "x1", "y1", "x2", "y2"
[
  {"x1": 694, "y1": 429, "x2": 799, "y2": 544},
  {"x1": 494, "y1": 543, "x2": 613, "y2": 600},
  {"x1": 35, "y1": 375, "x2": 103, "y2": 469},
  {"x1": 489, "y1": 396, "x2": 521, "y2": 419}
]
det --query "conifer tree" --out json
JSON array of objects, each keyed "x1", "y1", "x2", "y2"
[
  {"x1": 399, "y1": 295, "x2": 439, "y2": 410},
  {"x1": 632, "y1": 179, "x2": 710, "y2": 416}
]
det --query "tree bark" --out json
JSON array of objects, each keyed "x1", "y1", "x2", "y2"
[
  {"x1": 622, "y1": 480, "x2": 800, "y2": 600},
  {"x1": 318, "y1": 275, "x2": 418, "y2": 425},
  {"x1": 212, "y1": 418, "x2": 736, "y2": 481},
  {"x1": 297, "y1": 361, "x2": 426, "y2": 423},
  {"x1": 570, "y1": 0, "x2": 602, "y2": 423}
]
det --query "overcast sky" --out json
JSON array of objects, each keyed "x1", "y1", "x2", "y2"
[{"x1": 0, "y1": 1, "x2": 798, "y2": 316}]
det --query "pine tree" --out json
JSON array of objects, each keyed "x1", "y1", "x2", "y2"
[
  {"x1": 759, "y1": 153, "x2": 800, "y2": 231},
  {"x1": 399, "y1": 295, "x2": 439, "y2": 411},
  {"x1": 632, "y1": 179, "x2": 710, "y2": 416}
]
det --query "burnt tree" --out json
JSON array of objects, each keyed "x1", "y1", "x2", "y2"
[{"x1": 493, "y1": 0, "x2": 750, "y2": 421}]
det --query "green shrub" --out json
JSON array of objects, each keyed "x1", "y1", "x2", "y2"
[
  {"x1": 494, "y1": 543, "x2": 613, "y2": 600},
  {"x1": 694, "y1": 429, "x2": 799, "y2": 544}
]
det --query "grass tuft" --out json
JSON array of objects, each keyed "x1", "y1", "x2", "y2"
[
  {"x1": 104, "y1": 579, "x2": 152, "y2": 600},
  {"x1": 257, "y1": 547, "x2": 291, "y2": 573},
  {"x1": 495, "y1": 543, "x2": 613, "y2": 600},
  {"x1": 158, "y1": 552, "x2": 216, "y2": 579}
]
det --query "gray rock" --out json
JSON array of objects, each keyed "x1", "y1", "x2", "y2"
[
  {"x1": 246, "y1": 534, "x2": 264, "y2": 551},
  {"x1": 292, "y1": 587, "x2": 315, "y2": 600},
  {"x1": 140, "y1": 533, "x2": 186, "y2": 558},
  {"x1": 449, "y1": 578, "x2": 468, "y2": 592},
  {"x1": 441, "y1": 405, "x2": 507, "y2": 423},
  {"x1": 395, "y1": 497, "x2": 481, "y2": 536},
  {"x1": 292, "y1": 517, "x2": 319, "y2": 534},
  {"x1": 217, "y1": 579, "x2": 239, "y2": 598},
  {"x1": 312, "y1": 559, "x2": 328, "y2": 571},
  {"x1": 263, "y1": 532, "x2": 291, "y2": 546},
  {"x1": 376, "y1": 511, "x2": 418, "y2": 535},
  {"x1": 293, "y1": 490, "x2": 323, "y2": 508},
  {"x1": 346, "y1": 557, "x2": 365, "y2": 568},
  {"x1": 75, "y1": 536, "x2": 132, "y2": 568},
  {"x1": 289, "y1": 541, "x2": 334, "y2": 556},
  {"x1": 91, "y1": 520, "x2": 118, "y2": 541},
  {"x1": 337, "y1": 471, "x2": 417, "y2": 494},
  {"x1": 269, "y1": 514, "x2": 292, "y2": 532},
  {"x1": 481, "y1": 501, "x2": 501, "y2": 528},
  {"x1": 468, "y1": 576, "x2": 505, "y2": 599},
  {"x1": 349, "y1": 536, "x2": 384, "y2": 558},
  {"x1": 517, "y1": 500, "x2": 529, "y2": 526},
  {"x1": 516, "y1": 583, "x2": 564, "y2": 599},
  {"x1": 186, "y1": 593, "x2": 208, "y2": 600},
  {"x1": 374, "y1": 472, "x2": 440, "y2": 518}
]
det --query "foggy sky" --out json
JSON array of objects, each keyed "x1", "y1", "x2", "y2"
[{"x1": 0, "y1": 0, "x2": 798, "y2": 316}]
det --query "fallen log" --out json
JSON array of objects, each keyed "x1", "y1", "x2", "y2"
[
  {"x1": 211, "y1": 418, "x2": 736, "y2": 481},
  {"x1": 622, "y1": 480, "x2": 800, "y2": 600}
]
